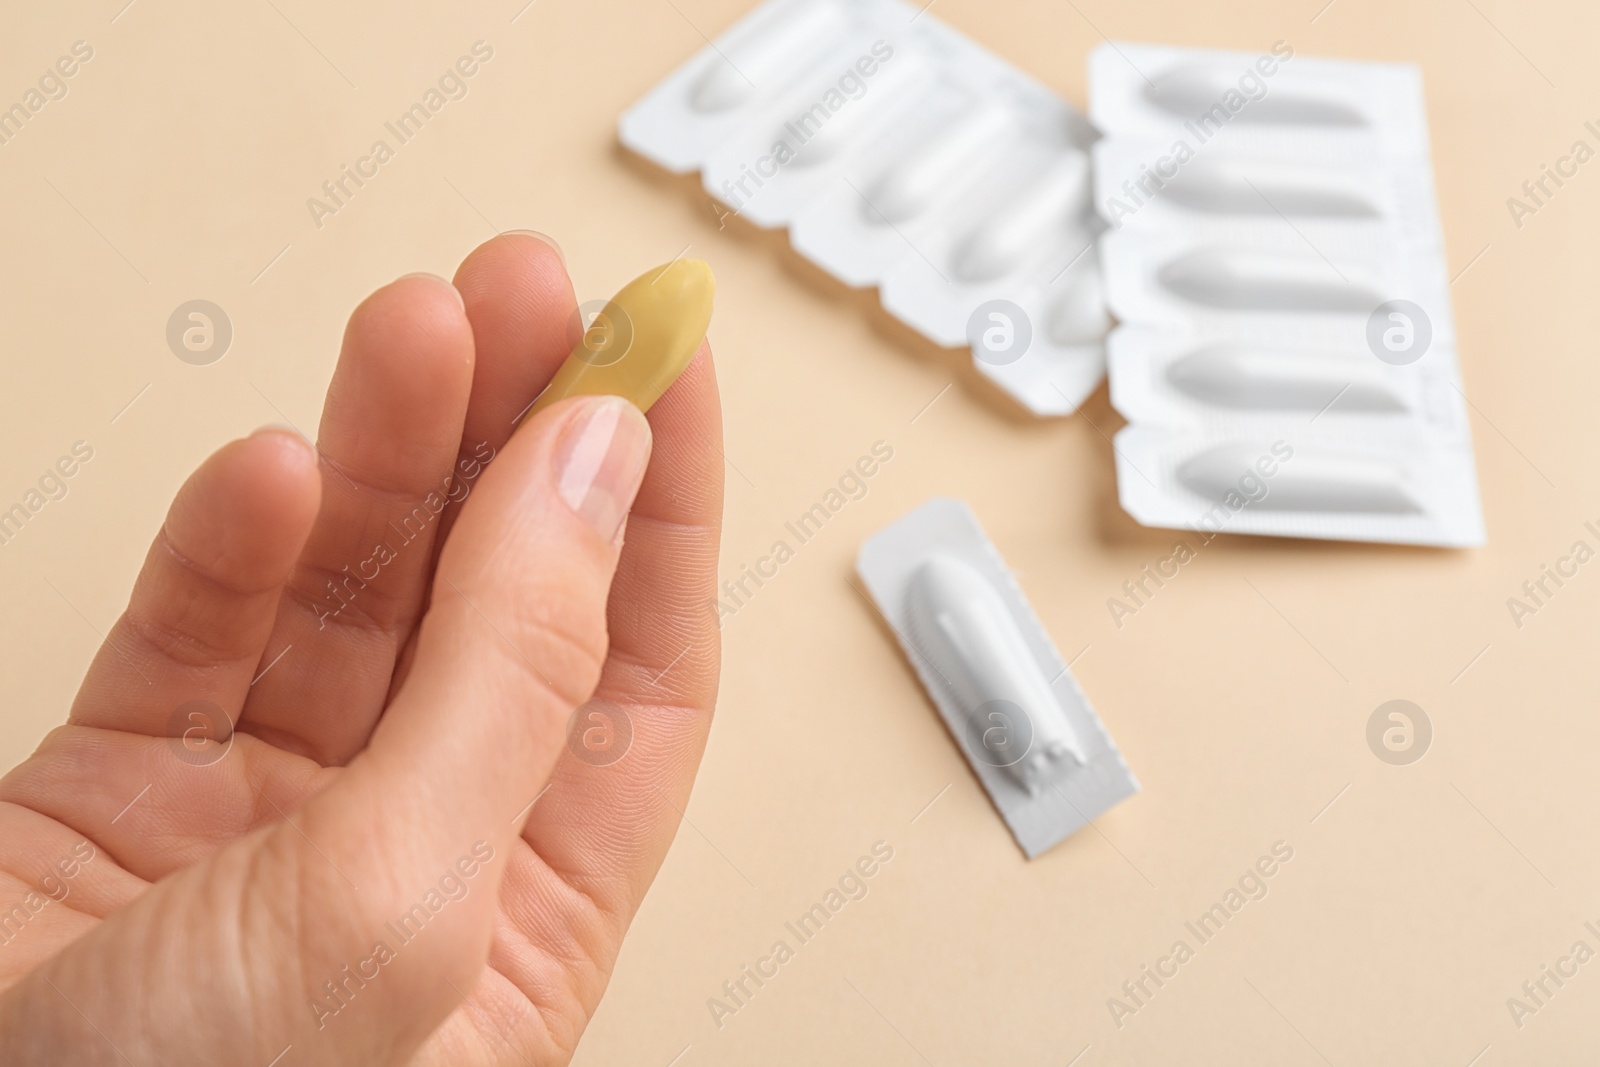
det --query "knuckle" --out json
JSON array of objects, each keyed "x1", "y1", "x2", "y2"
[
  {"x1": 468, "y1": 594, "x2": 608, "y2": 713},
  {"x1": 120, "y1": 604, "x2": 255, "y2": 671},
  {"x1": 283, "y1": 562, "x2": 414, "y2": 638}
]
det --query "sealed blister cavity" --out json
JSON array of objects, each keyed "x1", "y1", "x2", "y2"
[
  {"x1": 1091, "y1": 41, "x2": 1435, "y2": 149},
  {"x1": 627, "y1": 0, "x2": 856, "y2": 169},
  {"x1": 867, "y1": 100, "x2": 1013, "y2": 223},
  {"x1": 1156, "y1": 156, "x2": 1381, "y2": 217},
  {"x1": 1156, "y1": 247, "x2": 1386, "y2": 312},
  {"x1": 1092, "y1": 141, "x2": 1400, "y2": 234},
  {"x1": 1143, "y1": 63, "x2": 1366, "y2": 127},
  {"x1": 858, "y1": 499, "x2": 1138, "y2": 857},
  {"x1": 1177, "y1": 443, "x2": 1418, "y2": 513},
  {"x1": 1103, "y1": 231, "x2": 1446, "y2": 325},
  {"x1": 904, "y1": 555, "x2": 1088, "y2": 788},
  {"x1": 690, "y1": 3, "x2": 846, "y2": 112},
  {"x1": 1113, "y1": 427, "x2": 1484, "y2": 544},
  {"x1": 697, "y1": 36, "x2": 931, "y2": 227},
  {"x1": 620, "y1": 0, "x2": 1109, "y2": 415},
  {"x1": 953, "y1": 152, "x2": 1090, "y2": 283},
  {"x1": 876, "y1": 148, "x2": 1097, "y2": 341},
  {"x1": 1163, "y1": 344, "x2": 1410, "y2": 413},
  {"x1": 780, "y1": 92, "x2": 1015, "y2": 285},
  {"x1": 1089, "y1": 41, "x2": 1484, "y2": 546}
]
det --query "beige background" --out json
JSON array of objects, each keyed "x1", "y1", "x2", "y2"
[{"x1": 1, "y1": 0, "x2": 1596, "y2": 1063}]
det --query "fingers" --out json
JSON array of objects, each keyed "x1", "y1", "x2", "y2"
[
  {"x1": 66, "y1": 429, "x2": 321, "y2": 737},
  {"x1": 427, "y1": 232, "x2": 577, "y2": 556},
  {"x1": 386, "y1": 233, "x2": 578, "y2": 698},
  {"x1": 514, "y1": 343, "x2": 724, "y2": 921},
  {"x1": 0, "y1": 394, "x2": 658, "y2": 1067},
  {"x1": 237, "y1": 274, "x2": 476, "y2": 765},
  {"x1": 451, "y1": 232, "x2": 576, "y2": 459}
]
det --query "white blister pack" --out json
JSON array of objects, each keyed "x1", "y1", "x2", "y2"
[
  {"x1": 857, "y1": 498, "x2": 1138, "y2": 858},
  {"x1": 619, "y1": 0, "x2": 1109, "y2": 415},
  {"x1": 1089, "y1": 41, "x2": 1485, "y2": 546}
]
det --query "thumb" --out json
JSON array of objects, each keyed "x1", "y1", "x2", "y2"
[
  {"x1": 294, "y1": 392, "x2": 654, "y2": 1053},
  {"x1": 359, "y1": 390, "x2": 654, "y2": 831}
]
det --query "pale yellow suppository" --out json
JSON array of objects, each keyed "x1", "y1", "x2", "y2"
[{"x1": 525, "y1": 258, "x2": 715, "y2": 418}]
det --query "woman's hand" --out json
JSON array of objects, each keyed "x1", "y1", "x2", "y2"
[{"x1": 0, "y1": 233, "x2": 723, "y2": 1065}]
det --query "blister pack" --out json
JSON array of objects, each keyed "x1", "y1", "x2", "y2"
[
  {"x1": 1089, "y1": 41, "x2": 1485, "y2": 546},
  {"x1": 857, "y1": 498, "x2": 1138, "y2": 858},
  {"x1": 619, "y1": 0, "x2": 1109, "y2": 415}
]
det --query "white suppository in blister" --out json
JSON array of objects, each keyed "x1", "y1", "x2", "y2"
[
  {"x1": 618, "y1": 0, "x2": 1109, "y2": 416},
  {"x1": 1114, "y1": 428, "x2": 1484, "y2": 546},
  {"x1": 857, "y1": 498, "x2": 1138, "y2": 858},
  {"x1": 1088, "y1": 41, "x2": 1484, "y2": 547},
  {"x1": 1107, "y1": 324, "x2": 1468, "y2": 430}
]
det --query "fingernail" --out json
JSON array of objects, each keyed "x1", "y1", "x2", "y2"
[
  {"x1": 554, "y1": 396, "x2": 652, "y2": 540},
  {"x1": 398, "y1": 272, "x2": 465, "y2": 311},
  {"x1": 251, "y1": 424, "x2": 312, "y2": 450},
  {"x1": 500, "y1": 229, "x2": 566, "y2": 267}
]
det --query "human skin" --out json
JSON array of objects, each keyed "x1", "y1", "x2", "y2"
[{"x1": 0, "y1": 232, "x2": 724, "y2": 1065}]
